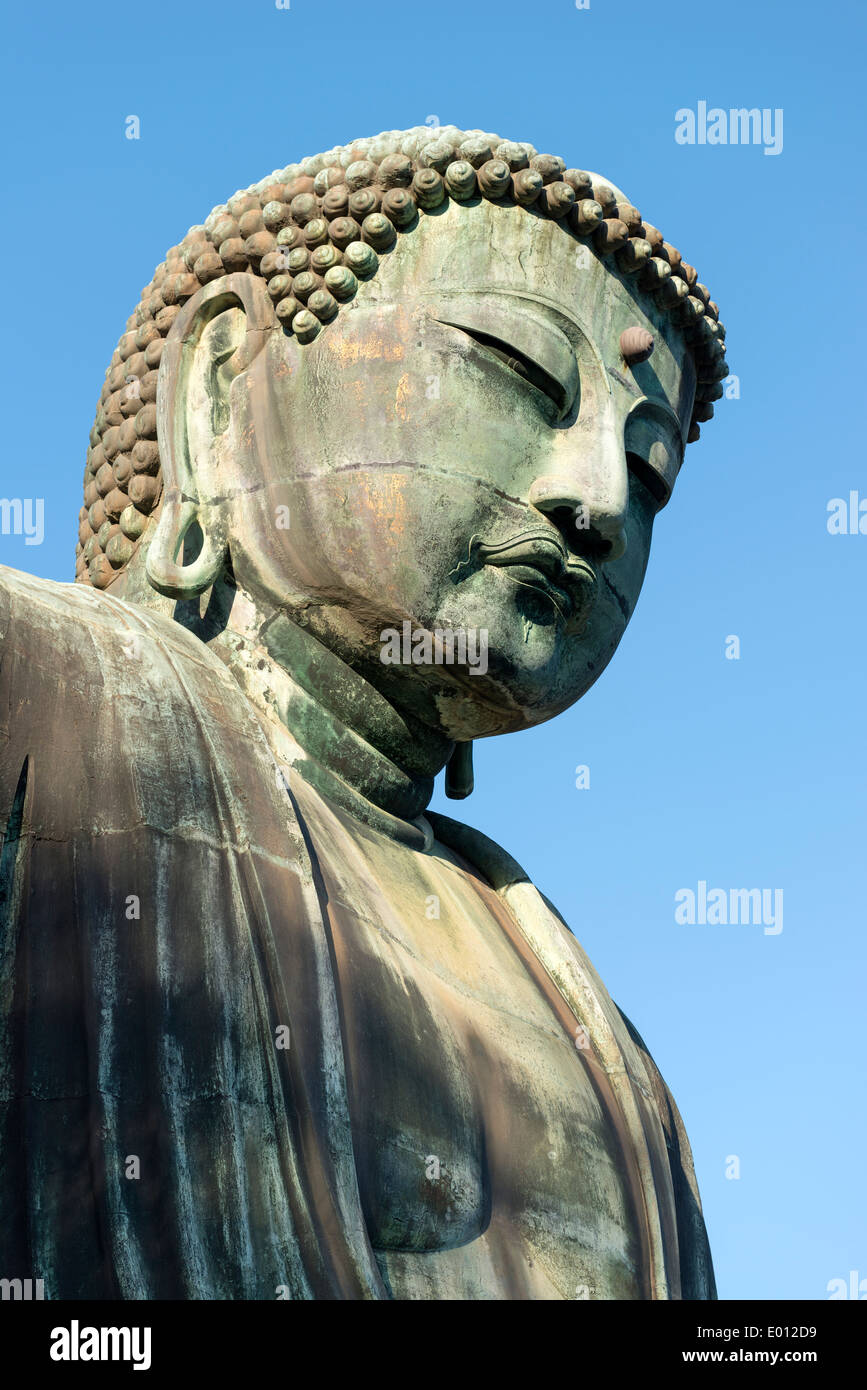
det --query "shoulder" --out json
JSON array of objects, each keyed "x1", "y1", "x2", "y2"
[
  {"x1": 0, "y1": 563, "x2": 81, "y2": 638},
  {"x1": 428, "y1": 810, "x2": 531, "y2": 889},
  {"x1": 0, "y1": 565, "x2": 298, "y2": 860},
  {"x1": 0, "y1": 563, "x2": 147, "y2": 659},
  {"x1": 0, "y1": 565, "x2": 117, "y2": 696},
  {"x1": 0, "y1": 562, "x2": 230, "y2": 694},
  {"x1": 0, "y1": 563, "x2": 239, "y2": 804}
]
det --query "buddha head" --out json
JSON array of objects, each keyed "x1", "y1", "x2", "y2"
[{"x1": 76, "y1": 126, "x2": 726, "y2": 759}]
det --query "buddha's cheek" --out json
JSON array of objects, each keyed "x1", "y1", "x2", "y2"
[
  {"x1": 291, "y1": 306, "x2": 552, "y2": 501},
  {"x1": 245, "y1": 469, "x2": 507, "y2": 626}
]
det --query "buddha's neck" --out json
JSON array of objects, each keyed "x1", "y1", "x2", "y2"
[{"x1": 208, "y1": 592, "x2": 454, "y2": 846}]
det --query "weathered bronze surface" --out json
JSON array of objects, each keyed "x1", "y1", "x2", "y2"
[{"x1": 1, "y1": 126, "x2": 718, "y2": 1300}]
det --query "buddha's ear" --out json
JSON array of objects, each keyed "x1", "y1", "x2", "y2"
[{"x1": 146, "y1": 272, "x2": 278, "y2": 599}]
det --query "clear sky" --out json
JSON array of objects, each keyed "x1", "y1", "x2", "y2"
[{"x1": 1, "y1": 0, "x2": 864, "y2": 1301}]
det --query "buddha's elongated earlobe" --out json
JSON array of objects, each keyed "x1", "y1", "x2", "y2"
[
  {"x1": 144, "y1": 273, "x2": 277, "y2": 601},
  {"x1": 445, "y1": 741, "x2": 474, "y2": 799},
  {"x1": 145, "y1": 492, "x2": 227, "y2": 600}
]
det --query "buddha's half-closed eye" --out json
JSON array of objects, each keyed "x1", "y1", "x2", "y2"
[
  {"x1": 430, "y1": 296, "x2": 579, "y2": 422},
  {"x1": 443, "y1": 322, "x2": 569, "y2": 420},
  {"x1": 624, "y1": 400, "x2": 685, "y2": 509}
]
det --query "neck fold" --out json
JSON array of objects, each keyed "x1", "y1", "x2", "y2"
[{"x1": 211, "y1": 602, "x2": 452, "y2": 849}]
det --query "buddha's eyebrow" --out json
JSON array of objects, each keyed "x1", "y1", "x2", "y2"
[
  {"x1": 456, "y1": 286, "x2": 581, "y2": 335},
  {"x1": 426, "y1": 287, "x2": 577, "y2": 358}
]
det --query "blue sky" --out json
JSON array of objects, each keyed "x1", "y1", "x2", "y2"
[{"x1": 2, "y1": 0, "x2": 864, "y2": 1300}]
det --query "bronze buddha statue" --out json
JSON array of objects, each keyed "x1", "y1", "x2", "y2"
[{"x1": 0, "y1": 125, "x2": 724, "y2": 1299}]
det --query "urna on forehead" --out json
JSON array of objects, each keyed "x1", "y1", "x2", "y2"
[{"x1": 76, "y1": 125, "x2": 729, "y2": 592}]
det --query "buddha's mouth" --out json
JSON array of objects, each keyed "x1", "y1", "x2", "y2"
[{"x1": 476, "y1": 531, "x2": 597, "y2": 630}]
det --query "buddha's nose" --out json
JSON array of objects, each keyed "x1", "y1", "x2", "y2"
[{"x1": 528, "y1": 442, "x2": 629, "y2": 564}]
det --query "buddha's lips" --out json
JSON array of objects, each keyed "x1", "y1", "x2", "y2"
[{"x1": 476, "y1": 532, "x2": 597, "y2": 625}]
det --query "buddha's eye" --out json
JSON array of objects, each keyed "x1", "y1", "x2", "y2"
[
  {"x1": 626, "y1": 451, "x2": 669, "y2": 508},
  {"x1": 452, "y1": 325, "x2": 568, "y2": 416},
  {"x1": 624, "y1": 408, "x2": 683, "y2": 509}
]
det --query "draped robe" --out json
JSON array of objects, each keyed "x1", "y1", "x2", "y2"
[{"x1": 0, "y1": 565, "x2": 715, "y2": 1299}]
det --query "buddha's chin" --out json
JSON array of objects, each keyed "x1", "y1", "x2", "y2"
[
  {"x1": 442, "y1": 622, "x2": 627, "y2": 738},
  {"x1": 383, "y1": 644, "x2": 599, "y2": 742},
  {"x1": 365, "y1": 591, "x2": 619, "y2": 736}
]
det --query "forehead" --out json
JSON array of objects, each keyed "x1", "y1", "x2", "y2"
[{"x1": 352, "y1": 197, "x2": 696, "y2": 440}]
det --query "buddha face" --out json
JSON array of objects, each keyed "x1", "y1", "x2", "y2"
[{"x1": 186, "y1": 198, "x2": 696, "y2": 741}]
